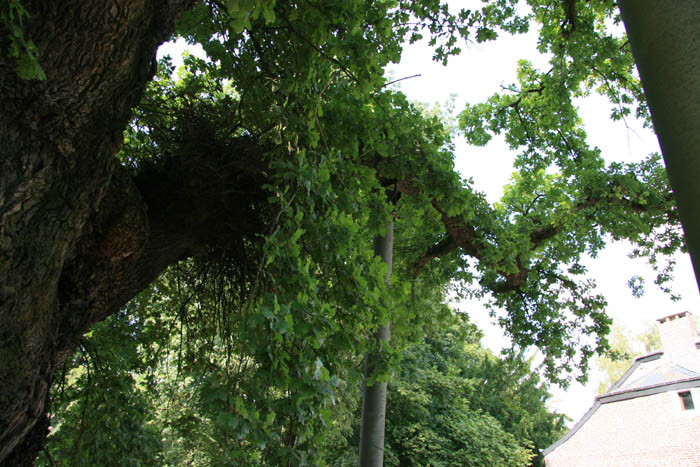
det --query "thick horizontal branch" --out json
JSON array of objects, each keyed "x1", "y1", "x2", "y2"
[
  {"x1": 399, "y1": 176, "x2": 670, "y2": 294},
  {"x1": 57, "y1": 136, "x2": 272, "y2": 360},
  {"x1": 414, "y1": 236, "x2": 458, "y2": 276}
]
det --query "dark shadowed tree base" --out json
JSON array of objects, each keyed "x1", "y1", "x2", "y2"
[{"x1": 1, "y1": 412, "x2": 49, "y2": 467}]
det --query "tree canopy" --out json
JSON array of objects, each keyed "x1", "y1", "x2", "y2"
[{"x1": 0, "y1": 0, "x2": 693, "y2": 464}]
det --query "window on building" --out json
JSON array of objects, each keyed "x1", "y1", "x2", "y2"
[{"x1": 679, "y1": 391, "x2": 695, "y2": 410}]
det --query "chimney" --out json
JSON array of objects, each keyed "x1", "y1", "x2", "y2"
[{"x1": 657, "y1": 311, "x2": 700, "y2": 372}]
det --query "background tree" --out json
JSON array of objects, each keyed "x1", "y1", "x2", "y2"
[
  {"x1": 36, "y1": 310, "x2": 162, "y2": 466},
  {"x1": 593, "y1": 324, "x2": 661, "y2": 394},
  {"x1": 322, "y1": 313, "x2": 565, "y2": 467}
]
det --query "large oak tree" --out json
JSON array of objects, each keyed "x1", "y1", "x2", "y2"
[
  {"x1": 0, "y1": 0, "x2": 695, "y2": 464},
  {"x1": 1, "y1": 1, "x2": 196, "y2": 463}
]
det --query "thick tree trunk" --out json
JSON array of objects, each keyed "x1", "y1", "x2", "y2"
[
  {"x1": 618, "y1": 0, "x2": 700, "y2": 291},
  {"x1": 358, "y1": 220, "x2": 394, "y2": 467},
  {"x1": 0, "y1": 1, "x2": 194, "y2": 463}
]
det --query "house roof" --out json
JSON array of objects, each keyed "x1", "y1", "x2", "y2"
[
  {"x1": 545, "y1": 312, "x2": 700, "y2": 458},
  {"x1": 611, "y1": 350, "x2": 700, "y2": 392},
  {"x1": 543, "y1": 350, "x2": 700, "y2": 457}
]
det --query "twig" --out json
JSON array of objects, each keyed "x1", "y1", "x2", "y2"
[{"x1": 382, "y1": 74, "x2": 421, "y2": 88}]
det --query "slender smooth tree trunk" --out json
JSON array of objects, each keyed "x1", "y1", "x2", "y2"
[
  {"x1": 358, "y1": 220, "x2": 394, "y2": 467},
  {"x1": 618, "y1": 0, "x2": 700, "y2": 291}
]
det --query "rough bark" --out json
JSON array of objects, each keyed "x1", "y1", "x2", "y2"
[
  {"x1": 358, "y1": 220, "x2": 394, "y2": 467},
  {"x1": 0, "y1": 1, "x2": 196, "y2": 463},
  {"x1": 618, "y1": 0, "x2": 700, "y2": 291}
]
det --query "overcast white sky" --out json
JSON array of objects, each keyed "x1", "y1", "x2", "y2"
[{"x1": 386, "y1": 20, "x2": 700, "y2": 423}]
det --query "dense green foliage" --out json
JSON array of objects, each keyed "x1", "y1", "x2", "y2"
[
  {"x1": 41, "y1": 266, "x2": 366, "y2": 466},
  {"x1": 39, "y1": 293, "x2": 563, "y2": 466},
  {"x1": 38, "y1": 311, "x2": 162, "y2": 466},
  {"x1": 123, "y1": 0, "x2": 682, "y2": 383},
  {"x1": 323, "y1": 314, "x2": 565, "y2": 467},
  {"x1": 29, "y1": 0, "x2": 685, "y2": 464},
  {"x1": 0, "y1": 0, "x2": 45, "y2": 79}
]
